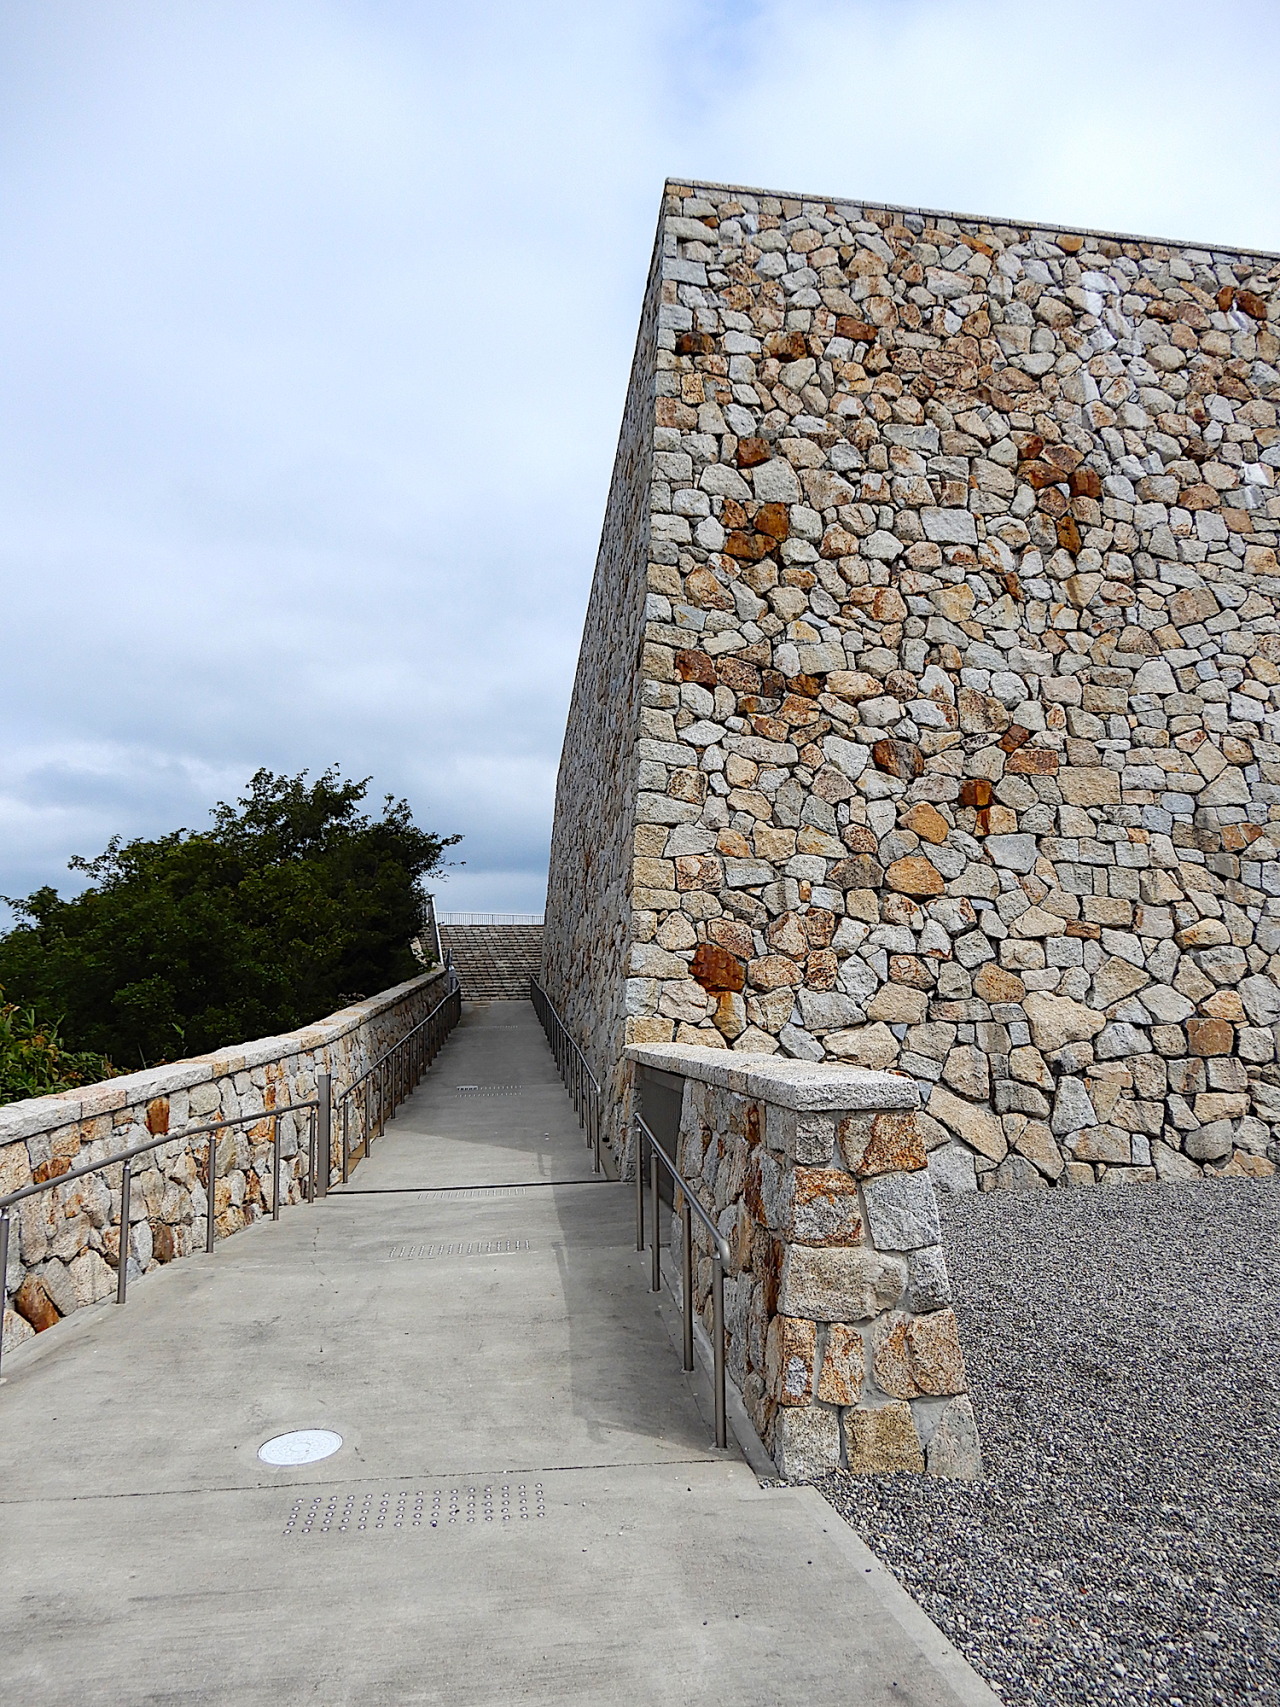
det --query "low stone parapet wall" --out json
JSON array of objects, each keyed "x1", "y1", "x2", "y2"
[
  {"x1": 627, "y1": 1042, "x2": 980, "y2": 1482},
  {"x1": 1, "y1": 970, "x2": 448, "y2": 1355}
]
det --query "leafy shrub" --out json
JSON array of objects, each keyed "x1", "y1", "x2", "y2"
[
  {"x1": 0, "y1": 768, "x2": 459, "y2": 1071},
  {"x1": 0, "y1": 989, "x2": 119, "y2": 1105}
]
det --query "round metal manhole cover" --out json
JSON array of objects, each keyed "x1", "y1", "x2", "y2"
[{"x1": 258, "y1": 1429, "x2": 344, "y2": 1466}]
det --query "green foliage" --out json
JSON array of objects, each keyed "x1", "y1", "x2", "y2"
[
  {"x1": 0, "y1": 989, "x2": 119, "y2": 1105},
  {"x1": 0, "y1": 769, "x2": 459, "y2": 1071}
]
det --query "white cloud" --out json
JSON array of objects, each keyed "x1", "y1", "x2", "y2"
[{"x1": 2, "y1": 0, "x2": 1276, "y2": 917}]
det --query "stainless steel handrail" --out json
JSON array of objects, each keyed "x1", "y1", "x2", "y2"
[
  {"x1": 0, "y1": 974, "x2": 463, "y2": 1385},
  {"x1": 335, "y1": 973, "x2": 461, "y2": 1181},
  {"x1": 0, "y1": 1092, "x2": 325, "y2": 1381},
  {"x1": 529, "y1": 978, "x2": 602, "y2": 1174},
  {"x1": 634, "y1": 1112, "x2": 729, "y2": 1450}
]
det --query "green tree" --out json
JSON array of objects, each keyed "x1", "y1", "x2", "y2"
[{"x1": 0, "y1": 769, "x2": 459, "y2": 1070}]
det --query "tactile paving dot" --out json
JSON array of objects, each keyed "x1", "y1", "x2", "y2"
[{"x1": 283, "y1": 1484, "x2": 546, "y2": 1536}]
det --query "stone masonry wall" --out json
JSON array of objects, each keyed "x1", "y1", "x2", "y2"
[
  {"x1": 547, "y1": 177, "x2": 1280, "y2": 1191},
  {"x1": 629, "y1": 1044, "x2": 980, "y2": 1481},
  {"x1": 1, "y1": 969, "x2": 447, "y2": 1355},
  {"x1": 542, "y1": 223, "x2": 664, "y2": 1144}
]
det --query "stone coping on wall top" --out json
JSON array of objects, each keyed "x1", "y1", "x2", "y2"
[
  {"x1": 663, "y1": 177, "x2": 1280, "y2": 262},
  {"x1": 625, "y1": 1044, "x2": 920, "y2": 1113},
  {"x1": 0, "y1": 969, "x2": 447, "y2": 1143}
]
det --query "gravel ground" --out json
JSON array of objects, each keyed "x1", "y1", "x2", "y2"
[{"x1": 819, "y1": 1179, "x2": 1280, "y2": 1707}]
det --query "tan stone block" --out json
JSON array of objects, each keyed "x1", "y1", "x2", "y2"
[
  {"x1": 754, "y1": 826, "x2": 797, "y2": 861},
  {"x1": 779, "y1": 1244, "x2": 907, "y2": 1322},
  {"x1": 1023, "y1": 991, "x2": 1105, "y2": 1052},
  {"x1": 1194, "y1": 1092, "x2": 1248, "y2": 1122},
  {"x1": 1214, "y1": 1151, "x2": 1277, "y2": 1179},
  {"x1": 1014, "y1": 1120, "x2": 1065, "y2": 1179},
  {"x1": 844, "y1": 1402, "x2": 925, "y2": 1474},
  {"x1": 1072, "y1": 1125, "x2": 1131, "y2": 1164},
  {"x1": 748, "y1": 954, "x2": 802, "y2": 990},
  {"x1": 872, "y1": 1314, "x2": 918, "y2": 1398},
  {"x1": 824, "y1": 1024, "x2": 900, "y2": 1069},
  {"x1": 886, "y1": 856, "x2": 945, "y2": 898},
  {"x1": 900, "y1": 802, "x2": 950, "y2": 845},
  {"x1": 816, "y1": 1324, "x2": 866, "y2": 1405},
  {"x1": 1093, "y1": 956, "x2": 1149, "y2": 1006},
  {"x1": 973, "y1": 963, "x2": 1026, "y2": 1003},
  {"x1": 1010, "y1": 1046, "x2": 1053, "y2": 1089},
  {"x1": 748, "y1": 988, "x2": 796, "y2": 1031},
  {"x1": 1059, "y1": 767, "x2": 1121, "y2": 807},
  {"x1": 624, "y1": 1016, "x2": 675, "y2": 1046},
  {"x1": 942, "y1": 1045, "x2": 989, "y2": 1099},
  {"x1": 866, "y1": 984, "x2": 928, "y2": 1025},
  {"x1": 838, "y1": 1110, "x2": 926, "y2": 1178},
  {"x1": 906, "y1": 1308, "x2": 967, "y2": 1396},
  {"x1": 927, "y1": 1085, "x2": 1006, "y2": 1161},
  {"x1": 1186, "y1": 1017, "x2": 1234, "y2": 1056},
  {"x1": 765, "y1": 1313, "x2": 817, "y2": 1405}
]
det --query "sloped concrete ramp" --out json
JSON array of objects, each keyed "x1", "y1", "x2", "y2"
[{"x1": 0, "y1": 1002, "x2": 996, "y2": 1706}]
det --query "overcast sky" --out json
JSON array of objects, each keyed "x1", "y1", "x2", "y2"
[{"x1": 3, "y1": 0, "x2": 1278, "y2": 917}]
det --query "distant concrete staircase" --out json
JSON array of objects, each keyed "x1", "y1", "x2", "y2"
[{"x1": 439, "y1": 923, "x2": 545, "y2": 1000}]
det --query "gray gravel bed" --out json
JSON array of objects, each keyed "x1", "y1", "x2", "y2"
[{"x1": 819, "y1": 1180, "x2": 1280, "y2": 1707}]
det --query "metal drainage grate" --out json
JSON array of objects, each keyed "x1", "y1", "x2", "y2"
[
  {"x1": 387, "y1": 1239, "x2": 531, "y2": 1260},
  {"x1": 284, "y1": 1484, "x2": 546, "y2": 1535},
  {"x1": 454, "y1": 1084, "x2": 523, "y2": 1097},
  {"x1": 415, "y1": 1186, "x2": 527, "y2": 1202}
]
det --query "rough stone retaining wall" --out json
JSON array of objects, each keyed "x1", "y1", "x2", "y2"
[
  {"x1": 541, "y1": 223, "x2": 665, "y2": 1133},
  {"x1": 0, "y1": 969, "x2": 447, "y2": 1355},
  {"x1": 629, "y1": 1043, "x2": 979, "y2": 1480},
  {"x1": 545, "y1": 177, "x2": 1280, "y2": 1192}
]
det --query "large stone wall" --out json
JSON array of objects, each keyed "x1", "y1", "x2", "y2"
[
  {"x1": 1, "y1": 969, "x2": 448, "y2": 1354},
  {"x1": 544, "y1": 177, "x2": 1280, "y2": 1191},
  {"x1": 542, "y1": 223, "x2": 665, "y2": 1130}
]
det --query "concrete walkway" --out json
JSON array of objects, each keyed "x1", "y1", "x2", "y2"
[{"x1": 0, "y1": 1001, "x2": 997, "y2": 1707}]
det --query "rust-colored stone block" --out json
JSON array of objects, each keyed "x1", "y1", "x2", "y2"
[
  {"x1": 690, "y1": 942, "x2": 745, "y2": 994},
  {"x1": 735, "y1": 436, "x2": 770, "y2": 467},
  {"x1": 816, "y1": 1324, "x2": 865, "y2": 1405},
  {"x1": 838, "y1": 1109, "x2": 926, "y2": 1178},
  {"x1": 145, "y1": 1097, "x2": 170, "y2": 1136},
  {"x1": 1006, "y1": 746, "x2": 1059, "y2": 774},
  {"x1": 1186, "y1": 1017, "x2": 1234, "y2": 1057},
  {"x1": 14, "y1": 1276, "x2": 60, "y2": 1333}
]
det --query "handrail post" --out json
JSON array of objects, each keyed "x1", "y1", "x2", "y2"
[
  {"x1": 650, "y1": 1146, "x2": 661, "y2": 1293},
  {"x1": 272, "y1": 1114, "x2": 282, "y2": 1220},
  {"x1": 116, "y1": 1160, "x2": 133, "y2": 1304},
  {"x1": 316, "y1": 1073, "x2": 331, "y2": 1199},
  {"x1": 206, "y1": 1133, "x2": 218, "y2": 1252},
  {"x1": 341, "y1": 1098, "x2": 350, "y2": 1186},
  {"x1": 307, "y1": 1110, "x2": 317, "y2": 1205},
  {"x1": 681, "y1": 1194, "x2": 694, "y2": 1373},
  {"x1": 634, "y1": 1117, "x2": 645, "y2": 1253},
  {"x1": 712, "y1": 1257, "x2": 727, "y2": 1450},
  {"x1": 0, "y1": 1210, "x2": 9, "y2": 1383}
]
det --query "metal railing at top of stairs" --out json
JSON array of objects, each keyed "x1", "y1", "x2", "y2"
[
  {"x1": 529, "y1": 978, "x2": 602, "y2": 1175},
  {"x1": 335, "y1": 971, "x2": 461, "y2": 1182},
  {"x1": 634, "y1": 1112, "x2": 730, "y2": 1451},
  {"x1": 0, "y1": 971, "x2": 462, "y2": 1388}
]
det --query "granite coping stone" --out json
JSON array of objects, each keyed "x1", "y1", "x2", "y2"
[
  {"x1": 0, "y1": 969, "x2": 446, "y2": 1143},
  {"x1": 625, "y1": 1044, "x2": 920, "y2": 1111}
]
